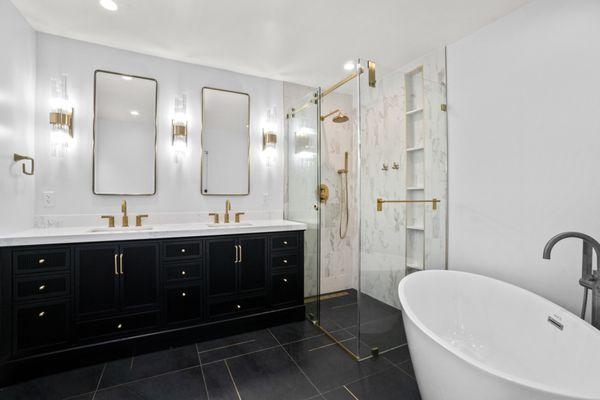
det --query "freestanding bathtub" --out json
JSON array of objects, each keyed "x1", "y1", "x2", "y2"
[{"x1": 398, "y1": 270, "x2": 600, "y2": 400}]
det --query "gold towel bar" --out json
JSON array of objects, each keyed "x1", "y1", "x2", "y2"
[{"x1": 376, "y1": 198, "x2": 440, "y2": 212}]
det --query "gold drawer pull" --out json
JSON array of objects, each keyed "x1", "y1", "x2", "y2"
[
  {"x1": 38, "y1": 258, "x2": 46, "y2": 264},
  {"x1": 117, "y1": 323, "x2": 123, "y2": 329},
  {"x1": 181, "y1": 270, "x2": 187, "y2": 276},
  {"x1": 38, "y1": 311, "x2": 45, "y2": 318},
  {"x1": 38, "y1": 284, "x2": 46, "y2": 291},
  {"x1": 236, "y1": 304, "x2": 241, "y2": 309},
  {"x1": 181, "y1": 292, "x2": 187, "y2": 297}
]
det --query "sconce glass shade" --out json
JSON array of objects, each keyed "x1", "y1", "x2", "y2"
[
  {"x1": 263, "y1": 130, "x2": 277, "y2": 150},
  {"x1": 172, "y1": 94, "x2": 188, "y2": 162},
  {"x1": 49, "y1": 74, "x2": 73, "y2": 157}
]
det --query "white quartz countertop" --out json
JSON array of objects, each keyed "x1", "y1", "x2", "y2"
[{"x1": 0, "y1": 220, "x2": 307, "y2": 247}]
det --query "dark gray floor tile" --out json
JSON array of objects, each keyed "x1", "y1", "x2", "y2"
[
  {"x1": 397, "y1": 360, "x2": 416, "y2": 379},
  {"x1": 202, "y1": 361, "x2": 240, "y2": 400},
  {"x1": 63, "y1": 393, "x2": 94, "y2": 400},
  {"x1": 344, "y1": 367, "x2": 420, "y2": 400},
  {"x1": 98, "y1": 345, "x2": 199, "y2": 389},
  {"x1": 382, "y1": 345, "x2": 411, "y2": 365},
  {"x1": 322, "y1": 387, "x2": 356, "y2": 400},
  {"x1": 320, "y1": 291, "x2": 357, "y2": 310},
  {"x1": 94, "y1": 386, "x2": 144, "y2": 400},
  {"x1": 269, "y1": 318, "x2": 342, "y2": 344},
  {"x1": 322, "y1": 295, "x2": 399, "y2": 329},
  {"x1": 345, "y1": 315, "x2": 407, "y2": 357},
  {"x1": 126, "y1": 366, "x2": 207, "y2": 400},
  {"x1": 0, "y1": 364, "x2": 104, "y2": 400},
  {"x1": 197, "y1": 329, "x2": 278, "y2": 364},
  {"x1": 226, "y1": 347, "x2": 318, "y2": 400},
  {"x1": 284, "y1": 336, "x2": 392, "y2": 393}
]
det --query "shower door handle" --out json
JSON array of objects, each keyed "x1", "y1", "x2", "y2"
[{"x1": 376, "y1": 198, "x2": 440, "y2": 212}]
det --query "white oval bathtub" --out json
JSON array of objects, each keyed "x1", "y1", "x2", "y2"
[{"x1": 398, "y1": 270, "x2": 600, "y2": 400}]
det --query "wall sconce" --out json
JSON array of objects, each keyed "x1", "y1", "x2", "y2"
[
  {"x1": 172, "y1": 94, "x2": 188, "y2": 162},
  {"x1": 262, "y1": 107, "x2": 278, "y2": 166},
  {"x1": 49, "y1": 74, "x2": 73, "y2": 157}
]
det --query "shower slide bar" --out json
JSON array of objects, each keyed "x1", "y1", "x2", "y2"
[{"x1": 376, "y1": 198, "x2": 440, "y2": 212}]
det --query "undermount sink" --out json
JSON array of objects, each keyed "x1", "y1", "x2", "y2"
[
  {"x1": 207, "y1": 223, "x2": 253, "y2": 228},
  {"x1": 87, "y1": 226, "x2": 154, "y2": 233}
]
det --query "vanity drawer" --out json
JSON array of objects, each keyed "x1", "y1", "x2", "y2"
[
  {"x1": 13, "y1": 248, "x2": 70, "y2": 274},
  {"x1": 208, "y1": 295, "x2": 266, "y2": 319},
  {"x1": 163, "y1": 241, "x2": 202, "y2": 260},
  {"x1": 14, "y1": 274, "x2": 69, "y2": 301},
  {"x1": 272, "y1": 254, "x2": 298, "y2": 269},
  {"x1": 14, "y1": 300, "x2": 70, "y2": 353},
  {"x1": 272, "y1": 272, "x2": 300, "y2": 307},
  {"x1": 166, "y1": 284, "x2": 203, "y2": 323},
  {"x1": 164, "y1": 262, "x2": 202, "y2": 283},
  {"x1": 270, "y1": 235, "x2": 299, "y2": 251},
  {"x1": 76, "y1": 312, "x2": 158, "y2": 340}
]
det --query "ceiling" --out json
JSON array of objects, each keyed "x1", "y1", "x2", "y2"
[{"x1": 11, "y1": 0, "x2": 530, "y2": 89}]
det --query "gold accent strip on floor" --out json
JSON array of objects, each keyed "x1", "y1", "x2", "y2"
[
  {"x1": 225, "y1": 359, "x2": 242, "y2": 400},
  {"x1": 304, "y1": 290, "x2": 350, "y2": 304},
  {"x1": 316, "y1": 323, "x2": 359, "y2": 361},
  {"x1": 344, "y1": 385, "x2": 360, "y2": 400}
]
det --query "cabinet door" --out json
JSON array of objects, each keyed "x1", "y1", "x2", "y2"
[
  {"x1": 75, "y1": 244, "x2": 120, "y2": 319},
  {"x1": 119, "y1": 242, "x2": 160, "y2": 312},
  {"x1": 206, "y1": 238, "x2": 237, "y2": 297},
  {"x1": 239, "y1": 237, "x2": 267, "y2": 293}
]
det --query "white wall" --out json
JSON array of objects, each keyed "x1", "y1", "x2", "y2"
[
  {"x1": 447, "y1": 0, "x2": 600, "y2": 315},
  {"x1": 0, "y1": 0, "x2": 36, "y2": 234},
  {"x1": 34, "y1": 33, "x2": 284, "y2": 227}
]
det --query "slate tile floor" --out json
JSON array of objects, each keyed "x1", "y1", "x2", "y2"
[{"x1": 0, "y1": 292, "x2": 420, "y2": 400}]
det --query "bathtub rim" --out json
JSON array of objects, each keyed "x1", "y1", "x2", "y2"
[{"x1": 398, "y1": 270, "x2": 600, "y2": 400}]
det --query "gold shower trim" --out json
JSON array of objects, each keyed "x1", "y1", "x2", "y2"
[{"x1": 377, "y1": 198, "x2": 440, "y2": 211}]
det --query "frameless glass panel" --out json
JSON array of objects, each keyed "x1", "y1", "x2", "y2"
[
  {"x1": 284, "y1": 88, "x2": 321, "y2": 324},
  {"x1": 357, "y1": 49, "x2": 448, "y2": 359}
]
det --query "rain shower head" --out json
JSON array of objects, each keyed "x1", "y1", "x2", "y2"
[{"x1": 321, "y1": 109, "x2": 349, "y2": 123}]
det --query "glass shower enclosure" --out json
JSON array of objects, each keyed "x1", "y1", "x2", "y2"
[{"x1": 284, "y1": 49, "x2": 448, "y2": 361}]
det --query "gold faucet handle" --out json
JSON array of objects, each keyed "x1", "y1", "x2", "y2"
[
  {"x1": 235, "y1": 212, "x2": 245, "y2": 223},
  {"x1": 135, "y1": 214, "x2": 149, "y2": 227},
  {"x1": 101, "y1": 215, "x2": 115, "y2": 228},
  {"x1": 209, "y1": 213, "x2": 220, "y2": 224}
]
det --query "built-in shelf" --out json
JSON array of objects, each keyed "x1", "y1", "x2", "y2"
[
  {"x1": 407, "y1": 186, "x2": 424, "y2": 191},
  {"x1": 406, "y1": 147, "x2": 424, "y2": 152},
  {"x1": 407, "y1": 226, "x2": 425, "y2": 231},
  {"x1": 406, "y1": 108, "x2": 423, "y2": 116},
  {"x1": 406, "y1": 261, "x2": 424, "y2": 270}
]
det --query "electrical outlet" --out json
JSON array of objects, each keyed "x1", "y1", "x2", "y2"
[{"x1": 42, "y1": 191, "x2": 55, "y2": 208}]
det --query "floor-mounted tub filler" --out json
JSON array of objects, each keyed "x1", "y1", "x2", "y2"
[{"x1": 399, "y1": 270, "x2": 600, "y2": 400}]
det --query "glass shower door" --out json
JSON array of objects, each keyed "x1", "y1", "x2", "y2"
[
  {"x1": 356, "y1": 50, "x2": 448, "y2": 359},
  {"x1": 284, "y1": 89, "x2": 321, "y2": 324}
]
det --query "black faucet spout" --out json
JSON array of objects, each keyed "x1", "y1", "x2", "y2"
[{"x1": 543, "y1": 231, "x2": 600, "y2": 267}]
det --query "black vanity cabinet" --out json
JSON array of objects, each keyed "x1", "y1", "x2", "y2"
[{"x1": 0, "y1": 230, "x2": 304, "y2": 385}]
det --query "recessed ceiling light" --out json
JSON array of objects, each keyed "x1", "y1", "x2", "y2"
[
  {"x1": 121, "y1": 76, "x2": 133, "y2": 81},
  {"x1": 100, "y1": 0, "x2": 118, "y2": 12},
  {"x1": 343, "y1": 61, "x2": 355, "y2": 71},
  {"x1": 130, "y1": 110, "x2": 139, "y2": 116}
]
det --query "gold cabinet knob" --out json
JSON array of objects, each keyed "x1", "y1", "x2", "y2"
[
  {"x1": 38, "y1": 311, "x2": 45, "y2": 318},
  {"x1": 283, "y1": 241, "x2": 288, "y2": 245},
  {"x1": 117, "y1": 323, "x2": 123, "y2": 329},
  {"x1": 39, "y1": 284, "x2": 46, "y2": 291},
  {"x1": 236, "y1": 304, "x2": 241, "y2": 309},
  {"x1": 38, "y1": 258, "x2": 46, "y2": 264},
  {"x1": 283, "y1": 278, "x2": 288, "y2": 283},
  {"x1": 181, "y1": 292, "x2": 187, "y2": 297},
  {"x1": 181, "y1": 270, "x2": 186, "y2": 276},
  {"x1": 283, "y1": 259, "x2": 288, "y2": 264},
  {"x1": 181, "y1": 248, "x2": 186, "y2": 253}
]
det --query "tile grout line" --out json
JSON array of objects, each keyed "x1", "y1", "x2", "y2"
[
  {"x1": 267, "y1": 328, "x2": 322, "y2": 396},
  {"x1": 343, "y1": 385, "x2": 360, "y2": 400},
  {"x1": 196, "y1": 343, "x2": 211, "y2": 400},
  {"x1": 224, "y1": 359, "x2": 242, "y2": 400},
  {"x1": 391, "y1": 360, "x2": 417, "y2": 381},
  {"x1": 197, "y1": 339, "x2": 257, "y2": 355},
  {"x1": 90, "y1": 362, "x2": 107, "y2": 400}
]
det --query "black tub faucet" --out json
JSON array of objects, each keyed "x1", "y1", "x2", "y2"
[{"x1": 543, "y1": 232, "x2": 600, "y2": 328}]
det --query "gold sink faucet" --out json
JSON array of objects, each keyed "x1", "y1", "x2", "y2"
[
  {"x1": 224, "y1": 200, "x2": 231, "y2": 223},
  {"x1": 121, "y1": 200, "x2": 129, "y2": 227}
]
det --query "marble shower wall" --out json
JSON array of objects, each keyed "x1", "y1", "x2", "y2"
[
  {"x1": 283, "y1": 82, "x2": 359, "y2": 296},
  {"x1": 359, "y1": 48, "x2": 448, "y2": 309}
]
